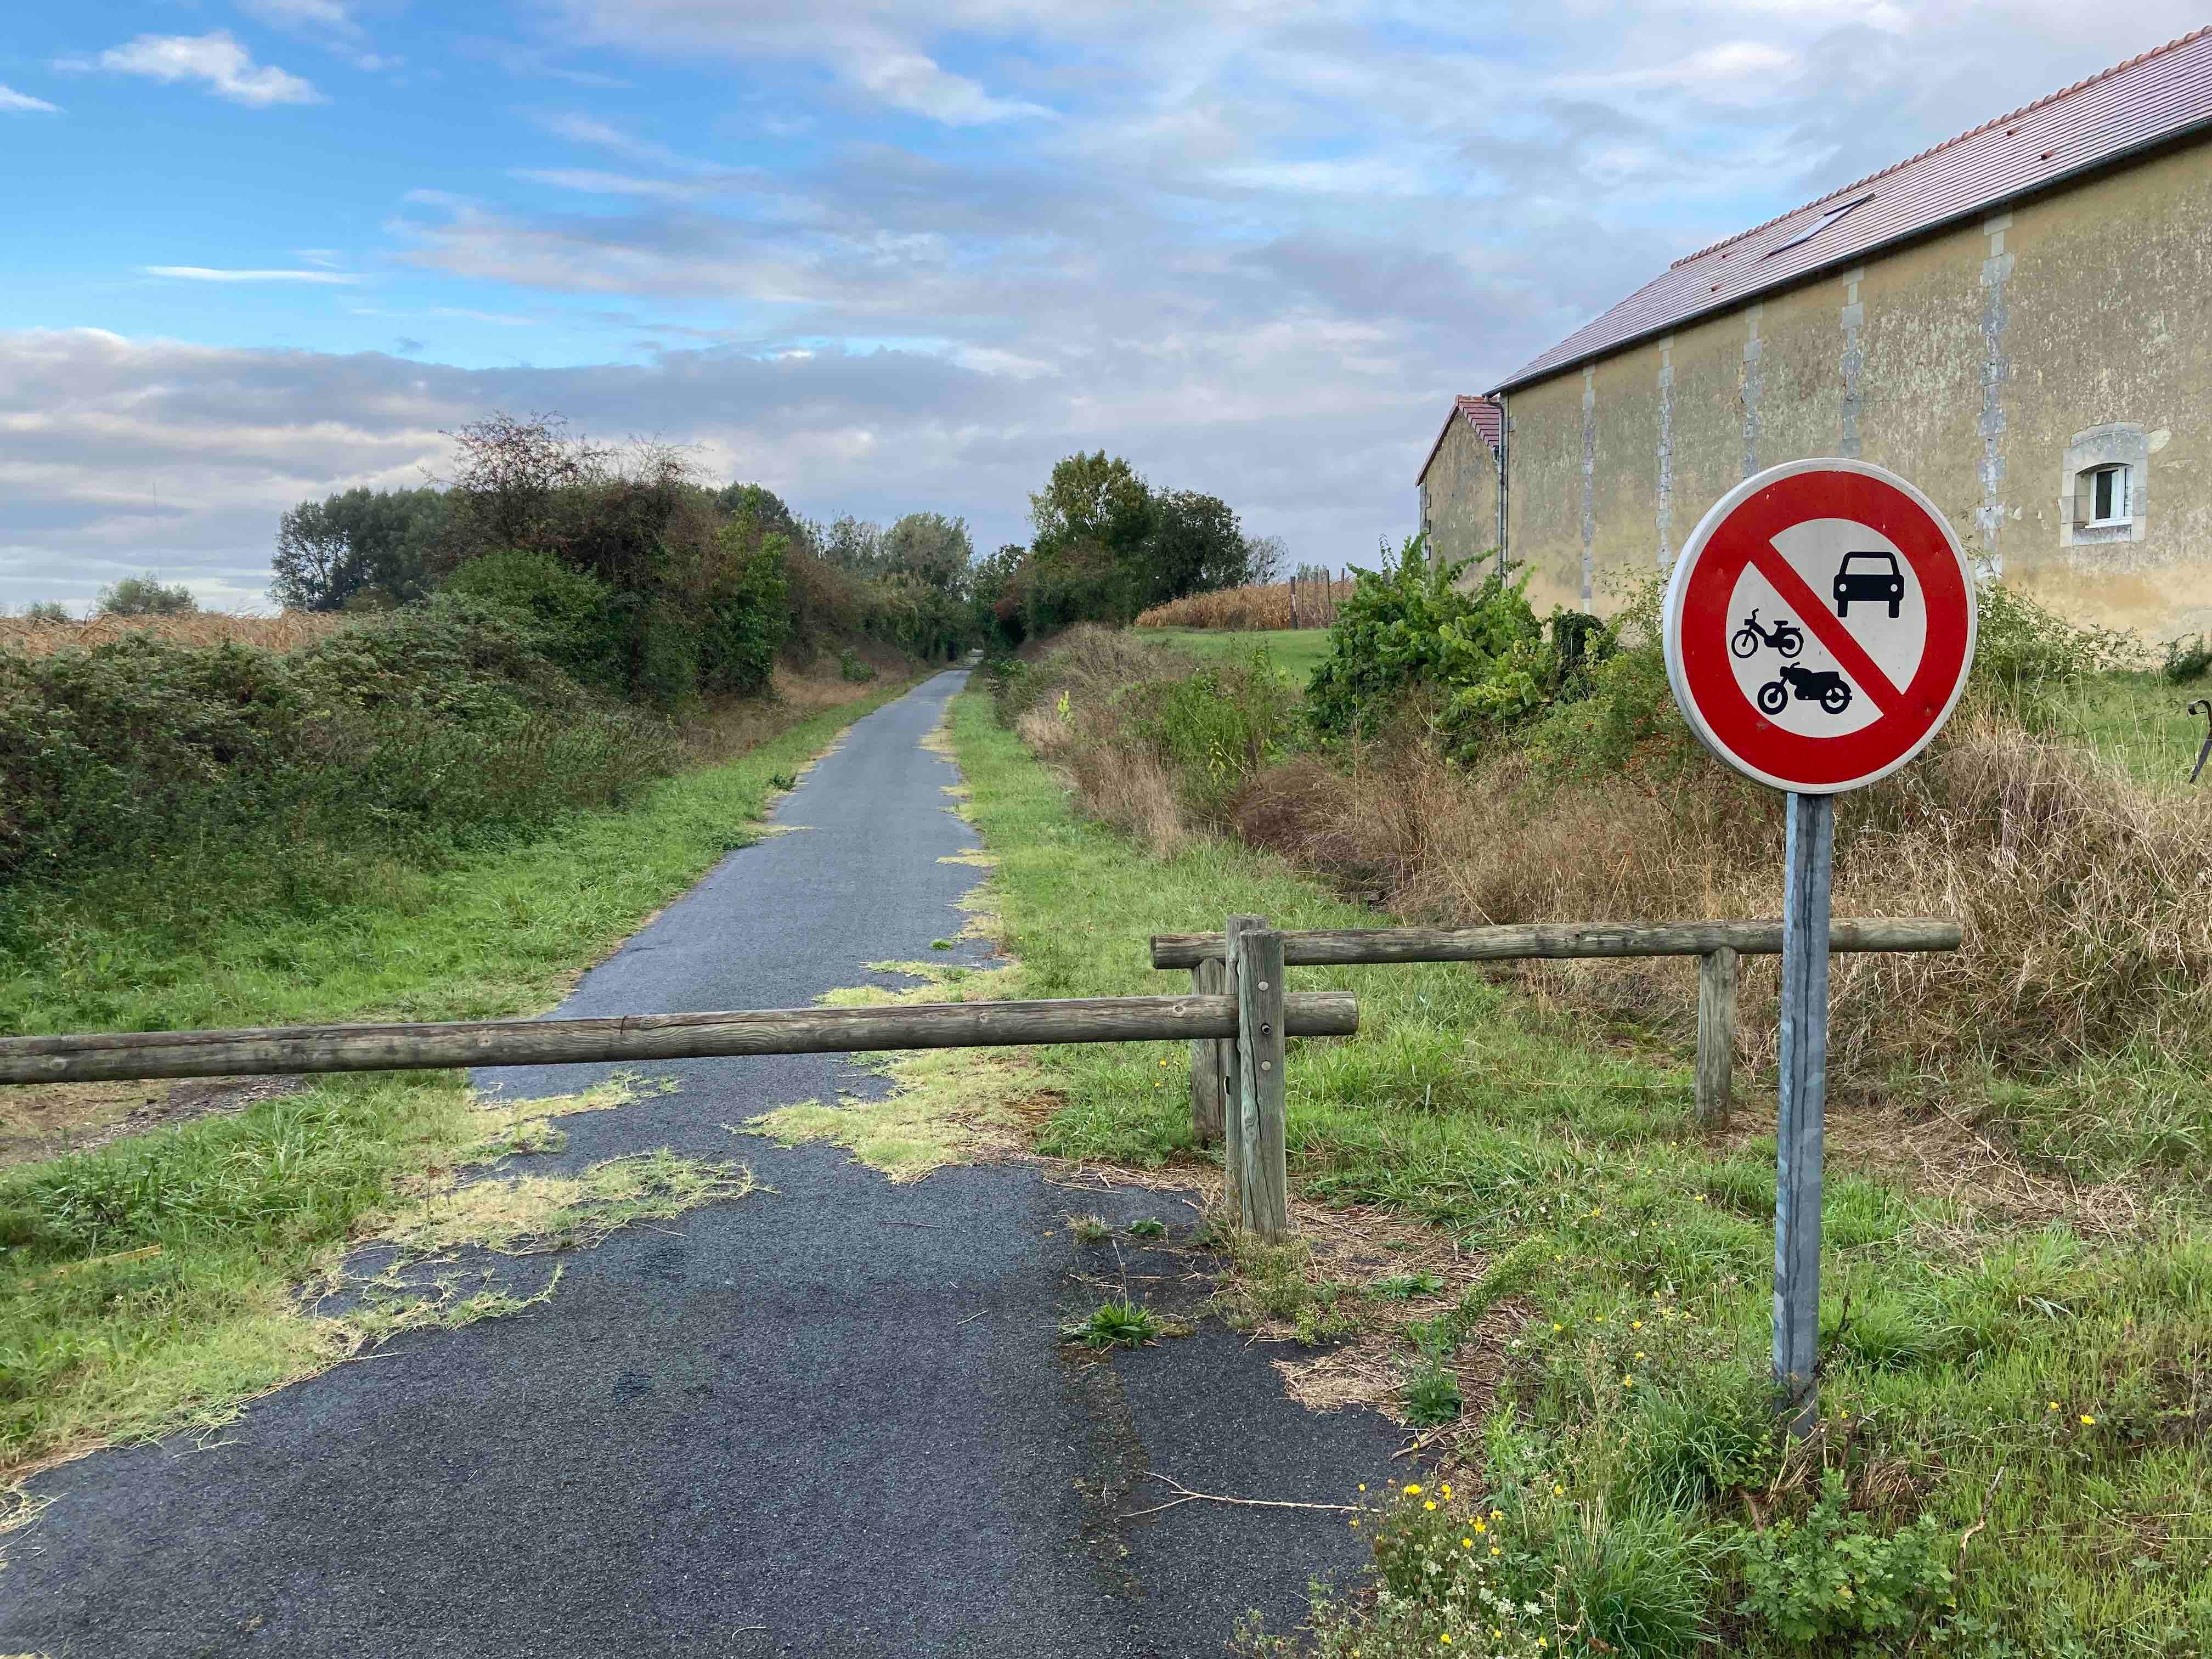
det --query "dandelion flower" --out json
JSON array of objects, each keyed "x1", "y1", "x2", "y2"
[
  {"x1": 1635, "y1": 1351, "x2": 1646, "y2": 1360},
  {"x1": 1404, "y1": 1483, "x2": 1423, "y2": 1495},
  {"x1": 2081, "y1": 1414, "x2": 2097, "y2": 1425},
  {"x1": 1551, "y1": 1484, "x2": 1564, "y2": 1497},
  {"x1": 1462, "y1": 1537, "x2": 1474, "y2": 1549},
  {"x1": 1474, "y1": 1520, "x2": 1486, "y2": 1532},
  {"x1": 1441, "y1": 1483, "x2": 1453, "y2": 1498},
  {"x1": 1694, "y1": 1194, "x2": 1706, "y2": 1203},
  {"x1": 1438, "y1": 1636, "x2": 1451, "y2": 1646},
  {"x1": 2047, "y1": 1402, "x2": 2059, "y2": 1411},
  {"x1": 1425, "y1": 1501, "x2": 1437, "y2": 1511},
  {"x1": 1490, "y1": 1546, "x2": 1502, "y2": 1557}
]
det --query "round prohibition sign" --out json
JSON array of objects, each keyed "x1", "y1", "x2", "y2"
[{"x1": 1663, "y1": 459, "x2": 1976, "y2": 793}]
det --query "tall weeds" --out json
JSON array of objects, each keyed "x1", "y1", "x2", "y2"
[{"x1": 1003, "y1": 623, "x2": 2212, "y2": 1121}]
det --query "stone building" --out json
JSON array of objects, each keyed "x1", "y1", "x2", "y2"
[
  {"x1": 1416, "y1": 395, "x2": 1503, "y2": 574},
  {"x1": 1426, "y1": 27, "x2": 2212, "y2": 642}
]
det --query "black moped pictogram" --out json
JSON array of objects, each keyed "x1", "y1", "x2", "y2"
[
  {"x1": 1757, "y1": 662, "x2": 1853, "y2": 716},
  {"x1": 1731, "y1": 608, "x2": 1804, "y2": 659}
]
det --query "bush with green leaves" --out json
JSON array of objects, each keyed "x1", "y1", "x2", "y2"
[
  {"x1": 2162, "y1": 631, "x2": 2211, "y2": 685},
  {"x1": 1125, "y1": 648, "x2": 1299, "y2": 821},
  {"x1": 1731, "y1": 1468, "x2": 1954, "y2": 1644},
  {"x1": 0, "y1": 599, "x2": 673, "y2": 893},
  {"x1": 1306, "y1": 537, "x2": 1568, "y2": 759}
]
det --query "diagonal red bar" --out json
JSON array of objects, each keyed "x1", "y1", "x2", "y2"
[{"x1": 1745, "y1": 544, "x2": 1905, "y2": 714}]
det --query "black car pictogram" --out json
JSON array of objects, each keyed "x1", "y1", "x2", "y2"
[{"x1": 1834, "y1": 550, "x2": 1904, "y2": 619}]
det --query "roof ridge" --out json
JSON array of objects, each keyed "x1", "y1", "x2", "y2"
[{"x1": 1667, "y1": 23, "x2": 2212, "y2": 269}]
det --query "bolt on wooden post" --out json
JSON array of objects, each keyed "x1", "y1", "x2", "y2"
[{"x1": 1232, "y1": 923, "x2": 1291, "y2": 1242}]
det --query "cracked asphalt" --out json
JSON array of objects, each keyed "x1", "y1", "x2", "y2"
[{"x1": 1, "y1": 669, "x2": 1400, "y2": 1657}]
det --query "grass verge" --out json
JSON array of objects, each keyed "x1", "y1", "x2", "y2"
[{"x1": 945, "y1": 686, "x2": 2212, "y2": 1657}]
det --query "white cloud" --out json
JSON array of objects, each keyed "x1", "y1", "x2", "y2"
[
  {"x1": 512, "y1": 168, "x2": 713, "y2": 201},
  {"x1": 840, "y1": 37, "x2": 1053, "y2": 126},
  {"x1": 143, "y1": 267, "x2": 365, "y2": 283},
  {"x1": 0, "y1": 84, "x2": 60, "y2": 114},
  {"x1": 534, "y1": 112, "x2": 704, "y2": 171},
  {"x1": 80, "y1": 32, "x2": 322, "y2": 107}
]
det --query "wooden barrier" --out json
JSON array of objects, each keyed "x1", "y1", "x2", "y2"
[
  {"x1": 1159, "y1": 916, "x2": 1961, "y2": 1133},
  {"x1": 0, "y1": 991, "x2": 1358, "y2": 1087},
  {"x1": 1150, "y1": 917, "x2": 1961, "y2": 969}
]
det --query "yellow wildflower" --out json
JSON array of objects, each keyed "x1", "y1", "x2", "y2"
[
  {"x1": 2081, "y1": 1414, "x2": 2097, "y2": 1426},
  {"x1": 1404, "y1": 1483, "x2": 1423, "y2": 1495},
  {"x1": 1425, "y1": 1501, "x2": 1437, "y2": 1511}
]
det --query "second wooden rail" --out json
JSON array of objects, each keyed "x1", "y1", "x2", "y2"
[{"x1": 1155, "y1": 916, "x2": 1962, "y2": 1132}]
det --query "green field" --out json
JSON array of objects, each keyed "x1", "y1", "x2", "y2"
[{"x1": 1133, "y1": 626, "x2": 1334, "y2": 686}]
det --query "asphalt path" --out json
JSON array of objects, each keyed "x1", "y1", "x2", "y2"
[{"x1": 2, "y1": 670, "x2": 1399, "y2": 1657}]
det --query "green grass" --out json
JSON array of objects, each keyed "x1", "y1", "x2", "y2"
[
  {"x1": 945, "y1": 688, "x2": 2212, "y2": 1657},
  {"x1": 1133, "y1": 626, "x2": 1335, "y2": 687},
  {"x1": 0, "y1": 681, "x2": 909, "y2": 1496},
  {"x1": 2013, "y1": 670, "x2": 2211, "y2": 791}
]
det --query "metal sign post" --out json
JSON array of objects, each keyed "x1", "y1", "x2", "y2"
[
  {"x1": 1774, "y1": 791, "x2": 1833, "y2": 1434},
  {"x1": 1662, "y1": 458, "x2": 1974, "y2": 1434}
]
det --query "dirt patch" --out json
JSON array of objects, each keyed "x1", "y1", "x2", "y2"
[{"x1": 0, "y1": 1076, "x2": 311, "y2": 1167}]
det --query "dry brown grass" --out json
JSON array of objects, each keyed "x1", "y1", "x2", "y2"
[
  {"x1": 1227, "y1": 705, "x2": 2212, "y2": 1086},
  {"x1": 0, "y1": 611, "x2": 346, "y2": 657},
  {"x1": 1135, "y1": 577, "x2": 1347, "y2": 631}
]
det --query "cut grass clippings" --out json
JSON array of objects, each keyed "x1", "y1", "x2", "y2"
[{"x1": 942, "y1": 687, "x2": 2212, "y2": 1656}]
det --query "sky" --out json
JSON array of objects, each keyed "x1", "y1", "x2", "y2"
[{"x1": 2, "y1": 2, "x2": 2203, "y2": 612}]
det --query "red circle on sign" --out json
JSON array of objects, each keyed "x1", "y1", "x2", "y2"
[{"x1": 1663, "y1": 460, "x2": 1976, "y2": 793}]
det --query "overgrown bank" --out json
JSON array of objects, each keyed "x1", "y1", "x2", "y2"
[
  {"x1": 959, "y1": 573, "x2": 2212, "y2": 1654},
  {"x1": 0, "y1": 679, "x2": 905, "y2": 1499}
]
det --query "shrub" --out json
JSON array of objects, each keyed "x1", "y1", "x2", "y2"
[
  {"x1": 2163, "y1": 631, "x2": 2211, "y2": 685},
  {"x1": 0, "y1": 603, "x2": 674, "y2": 893},
  {"x1": 838, "y1": 648, "x2": 876, "y2": 683},
  {"x1": 1305, "y1": 537, "x2": 1566, "y2": 759},
  {"x1": 1731, "y1": 1469, "x2": 1953, "y2": 1644}
]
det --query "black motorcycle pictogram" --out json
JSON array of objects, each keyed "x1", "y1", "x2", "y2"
[
  {"x1": 1731, "y1": 608, "x2": 1804, "y2": 659},
  {"x1": 1757, "y1": 662, "x2": 1853, "y2": 716}
]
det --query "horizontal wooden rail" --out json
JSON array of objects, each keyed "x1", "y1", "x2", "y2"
[
  {"x1": 0, "y1": 992, "x2": 1361, "y2": 1087},
  {"x1": 1150, "y1": 917, "x2": 1962, "y2": 970}
]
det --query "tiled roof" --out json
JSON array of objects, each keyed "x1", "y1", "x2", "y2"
[
  {"x1": 1492, "y1": 26, "x2": 2212, "y2": 394},
  {"x1": 1418, "y1": 394, "x2": 1502, "y2": 482}
]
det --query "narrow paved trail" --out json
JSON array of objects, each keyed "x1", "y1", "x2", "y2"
[{"x1": 3, "y1": 672, "x2": 1397, "y2": 1657}]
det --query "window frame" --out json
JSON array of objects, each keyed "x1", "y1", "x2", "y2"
[{"x1": 2083, "y1": 463, "x2": 2131, "y2": 528}]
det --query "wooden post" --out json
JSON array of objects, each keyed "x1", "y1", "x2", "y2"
[
  {"x1": 1149, "y1": 916, "x2": 1961, "y2": 970},
  {"x1": 1695, "y1": 945, "x2": 1738, "y2": 1129},
  {"x1": 1188, "y1": 958, "x2": 1225, "y2": 1145},
  {"x1": 1220, "y1": 913, "x2": 1267, "y2": 1221},
  {"x1": 1775, "y1": 792, "x2": 1834, "y2": 1435},
  {"x1": 1233, "y1": 925, "x2": 1291, "y2": 1242}
]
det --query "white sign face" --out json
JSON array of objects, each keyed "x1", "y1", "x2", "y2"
[{"x1": 1664, "y1": 460, "x2": 1976, "y2": 794}]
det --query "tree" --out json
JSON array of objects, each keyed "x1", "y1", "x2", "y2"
[
  {"x1": 272, "y1": 486, "x2": 448, "y2": 611},
  {"x1": 1146, "y1": 490, "x2": 1247, "y2": 607},
  {"x1": 1027, "y1": 452, "x2": 1153, "y2": 555},
  {"x1": 881, "y1": 512, "x2": 974, "y2": 593},
  {"x1": 97, "y1": 574, "x2": 196, "y2": 616},
  {"x1": 19, "y1": 601, "x2": 71, "y2": 623},
  {"x1": 816, "y1": 516, "x2": 887, "y2": 578}
]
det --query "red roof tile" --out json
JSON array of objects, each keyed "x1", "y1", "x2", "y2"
[
  {"x1": 1492, "y1": 26, "x2": 2212, "y2": 393},
  {"x1": 1418, "y1": 394, "x2": 1502, "y2": 482}
]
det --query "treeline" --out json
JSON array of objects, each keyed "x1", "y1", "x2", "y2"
[
  {"x1": 969, "y1": 451, "x2": 1281, "y2": 644},
  {"x1": 270, "y1": 425, "x2": 1274, "y2": 681},
  {"x1": 271, "y1": 414, "x2": 978, "y2": 706}
]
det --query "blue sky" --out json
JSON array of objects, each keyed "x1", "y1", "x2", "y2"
[{"x1": 3, "y1": 1, "x2": 2202, "y2": 610}]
